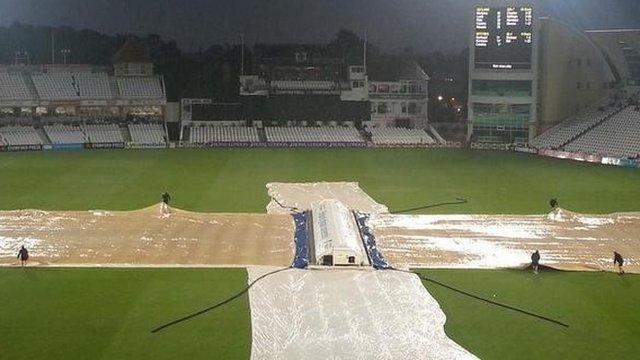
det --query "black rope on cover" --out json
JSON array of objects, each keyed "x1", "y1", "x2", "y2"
[{"x1": 391, "y1": 198, "x2": 468, "y2": 214}]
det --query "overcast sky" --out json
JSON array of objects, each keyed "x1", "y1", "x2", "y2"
[{"x1": 1, "y1": 0, "x2": 639, "y2": 53}]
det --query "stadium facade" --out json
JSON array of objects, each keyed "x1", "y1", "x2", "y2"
[
  {"x1": 176, "y1": 48, "x2": 437, "y2": 147},
  {"x1": 239, "y1": 50, "x2": 429, "y2": 129}
]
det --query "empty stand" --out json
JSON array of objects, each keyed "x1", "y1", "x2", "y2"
[
  {"x1": 31, "y1": 73, "x2": 79, "y2": 100},
  {"x1": 265, "y1": 126, "x2": 363, "y2": 143},
  {"x1": 44, "y1": 124, "x2": 87, "y2": 144},
  {"x1": 83, "y1": 124, "x2": 124, "y2": 143},
  {"x1": 0, "y1": 125, "x2": 42, "y2": 146},
  {"x1": 116, "y1": 77, "x2": 164, "y2": 98},
  {"x1": 370, "y1": 128, "x2": 435, "y2": 146},
  {"x1": 128, "y1": 123, "x2": 166, "y2": 145},
  {"x1": 0, "y1": 73, "x2": 32, "y2": 101},
  {"x1": 271, "y1": 80, "x2": 336, "y2": 91},
  {"x1": 530, "y1": 108, "x2": 618, "y2": 149},
  {"x1": 564, "y1": 106, "x2": 640, "y2": 158},
  {"x1": 74, "y1": 73, "x2": 113, "y2": 99},
  {"x1": 189, "y1": 125, "x2": 259, "y2": 143}
]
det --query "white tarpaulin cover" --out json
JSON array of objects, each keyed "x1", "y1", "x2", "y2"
[
  {"x1": 312, "y1": 200, "x2": 368, "y2": 266},
  {"x1": 247, "y1": 266, "x2": 477, "y2": 360},
  {"x1": 266, "y1": 182, "x2": 389, "y2": 214},
  {"x1": 369, "y1": 210, "x2": 640, "y2": 272}
]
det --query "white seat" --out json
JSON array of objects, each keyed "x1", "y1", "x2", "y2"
[
  {"x1": 117, "y1": 77, "x2": 164, "y2": 98},
  {"x1": 563, "y1": 106, "x2": 640, "y2": 157},
  {"x1": 129, "y1": 123, "x2": 166, "y2": 144},
  {"x1": 83, "y1": 123, "x2": 123, "y2": 143},
  {"x1": 265, "y1": 126, "x2": 363, "y2": 143},
  {"x1": 44, "y1": 123, "x2": 87, "y2": 144},
  {"x1": 0, "y1": 125, "x2": 42, "y2": 146},
  {"x1": 0, "y1": 73, "x2": 33, "y2": 101},
  {"x1": 188, "y1": 125, "x2": 259, "y2": 144},
  {"x1": 370, "y1": 128, "x2": 435, "y2": 145}
]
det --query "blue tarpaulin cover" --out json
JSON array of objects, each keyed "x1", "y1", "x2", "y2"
[
  {"x1": 291, "y1": 212, "x2": 310, "y2": 268},
  {"x1": 355, "y1": 212, "x2": 391, "y2": 270}
]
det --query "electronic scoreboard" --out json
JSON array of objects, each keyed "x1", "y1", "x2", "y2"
[{"x1": 474, "y1": 5, "x2": 533, "y2": 70}]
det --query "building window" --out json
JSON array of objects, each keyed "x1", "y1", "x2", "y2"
[
  {"x1": 377, "y1": 84, "x2": 390, "y2": 93},
  {"x1": 577, "y1": 82, "x2": 582, "y2": 90},
  {"x1": 586, "y1": 82, "x2": 591, "y2": 90},
  {"x1": 408, "y1": 102, "x2": 418, "y2": 115}
]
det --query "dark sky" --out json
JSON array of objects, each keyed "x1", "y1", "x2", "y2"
[{"x1": 1, "y1": 0, "x2": 639, "y2": 54}]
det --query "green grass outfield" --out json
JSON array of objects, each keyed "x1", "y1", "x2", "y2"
[
  {"x1": 1, "y1": 268, "x2": 638, "y2": 359},
  {"x1": 0, "y1": 148, "x2": 639, "y2": 214}
]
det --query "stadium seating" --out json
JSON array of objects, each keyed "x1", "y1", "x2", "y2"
[
  {"x1": 370, "y1": 128, "x2": 435, "y2": 146},
  {"x1": 116, "y1": 77, "x2": 164, "y2": 98},
  {"x1": 530, "y1": 108, "x2": 617, "y2": 149},
  {"x1": 128, "y1": 123, "x2": 166, "y2": 145},
  {"x1": 44, "y1": 124, "x2": 87, "y2": 144},
  {"x1": 265, "y1": 126, "x2": 364, "y2": 143},
  {"x1": 0, "y1": 73, "x2": 32, "y2": 101},
  {"x1": 74, "y1": 72, "x2": 113, "y2": 99},
  {"x1": 31, "y1": 73, "x2": 79, "y2": 100},
  {"x1": 83, "y1": 124, "x2": 124, "y2": 143},
  {"x1": 2, "y1": 71, "x2": 165, "y2": 102},
  {"x1": 564, "y1": 106, "x2": 640, "y2": 158},
  {"x1": 0, "y1": 125, "x2": 42, "y2": 146},
  {"x1": 271, "y1": 80, "x2": 336, "y2": 91},
  {"x1": 189, "y1": 125, "x2": 259, "y2": 143}
]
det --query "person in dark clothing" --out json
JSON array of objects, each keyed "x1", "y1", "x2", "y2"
[
  {"x1": 531, "y1": 250, "x2": 541, "y2": 274},
  {"x1": 17, "y1": 246, "x2": 29, "y2": 267},
  {"x1": 549, "y1": 198, "x2": 558, "y2": 209},
  {"x1": 160, "y1": 192, "x2": 171, "y2": 215},
  {"x1": 613, "y1": 251, "x2": 625, "y2": 274}
]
